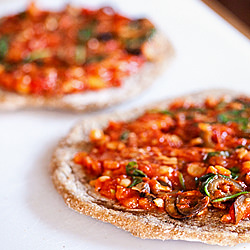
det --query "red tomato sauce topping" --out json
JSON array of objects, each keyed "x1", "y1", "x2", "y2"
[
  {"x1": 0, "y1": 3, "x2": 155, "y2": 96},
  {"x1": 75, "y1": 97, "x2": 250, "y2": 224}
]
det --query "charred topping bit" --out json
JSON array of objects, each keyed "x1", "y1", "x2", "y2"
[
  {"x1": 175, "y1": 191, "x2": 210, "y2": 217},
  {"x1": 165, "y1": 194, "x2": 187, "y2": 219},
  {"x1": 234, "y1": 193, "x2": 250, "y2": 224},
  {"x1": 75, "y1": 97, "x2": 250, "y2": 224},
  {"x1": 131, "y1": 182, "x2": 156, "y2": 201},
  {"x1": 0, "y1": 4, "x2": 156, "y2": 96},
  {"x1": 131, "y1": 182, "x2": 150, "y2": 193},
  {"x1": 97, "y1": 32, "x2": 113, "y2": 41},
  {"x1": 165, "y1": 191, "x2": 209, "y2": 219}
]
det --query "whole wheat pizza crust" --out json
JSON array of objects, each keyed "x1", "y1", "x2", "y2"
[
  {"x1": 0, "y1": 33, "x2": 174, "y2": 112},
  {"x1": 51, "y1": 89, "x2": 250, "y2": 246}
]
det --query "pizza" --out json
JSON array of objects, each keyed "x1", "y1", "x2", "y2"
[
  {"x1": 0, "y1": 3, "x2": 173, "y2": 111},
  {"x1": 51, "y1": 89, "x2": 250, "y2": 246}
]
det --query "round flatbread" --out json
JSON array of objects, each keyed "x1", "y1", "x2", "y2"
[{"x1": 51, "y1": 89, "x2": 250, "y2": 246}]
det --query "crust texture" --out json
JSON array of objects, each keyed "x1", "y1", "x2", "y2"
[
  {"x1": 0, "y1": 32, "x2": 174, "y2": 112},
  {"x1": 51, "y1": 89, "x2": 250, "y2": 246}
]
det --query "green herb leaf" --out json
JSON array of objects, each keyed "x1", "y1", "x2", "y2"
[
  {"x1": 203, "y1": 151, "x2": 230, "y2": 162},
  {"x1": 24, "y1": 49, "x2": 51, "y2": 62},
  {"x1": 78, "y1": 28, "x2": 92, "y2": 42},
  {"x1": 230, "y1": 167, "x2": 240, "y2": 173},
  {"x1": 216, "y1": 101, "x2": 227, "y2": 110},
  {"x1": 199, "y1": 173, "x2": 216, "y2": 196},
  {"x1": 85, "y1": 55, "x2": 105, "y2": 64},
  {"x1": 212, "y1": 191, "x2": 250, "y2": 203},
  {"x1": 217, "y1": 110, "x2": 249, "y2": 130},
  {"x1": 178, "y1": 172, "x2": 186, "y2": 190},
  {"x1": 160, "y1": 110, "x2": 173, "y2": 116},
  {"x1": 147, "y1": 28, "x2": 156, "y2": 39},
  {"x1": 75, "y1": 45, "x2": 86, "y2": 64},
  {"x1": 120, "y1": 131, "x2": 129, "y2": 141},
  {"x1": 199, "y1": 173, "x2": 216, "y2": 183},
  {"x1": 126, "y1": 161, "x2": 147, "y2": 177},
  {"x1": 230, "y1": 167, "x2": 240, "y2": 180},
  {"x1": 127, "y1": 176, "x2": 144, "y2": 188},
  {"x1": 0, "y1": 37, "x2": 8, "y2": 60},
  {"x1": 217, "y1": 113, "x2": 229, "y2": 123}
]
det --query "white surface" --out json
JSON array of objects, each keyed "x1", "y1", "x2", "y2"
[{"x1": 0, "y1": 0, "x2": 250, "y2": 249}]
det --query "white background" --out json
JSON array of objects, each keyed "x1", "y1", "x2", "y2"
[{"x1": 0, "y1": 0, "x2": 250, "y2": 249}]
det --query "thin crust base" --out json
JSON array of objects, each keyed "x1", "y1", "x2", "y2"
[
  {"x1": 51, "y1": 89, "x2": 250, "y2": 246},
  {"x1": 0, "y1": 33, "x2": 174, "y2": 112}
]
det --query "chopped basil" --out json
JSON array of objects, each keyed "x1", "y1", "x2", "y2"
[
  {"x1": 75, "y1": 45, "x2": 86, "y2": 64},
  {"x1": 0, "y1": 37, "x2": 8, "y2": 60},
  {"x1": 230, "y1": 167, "x2": 239, "y2": 173},
  {"x1": 230, "y1": 167, "x2": 240, "y2": 180},
  {"x1": 217, "y1": 113, "x2": 228, "y2": 123},
  {"x1": 125, "y1": 41, "x2": 141, "y2": 55},
  {"x1": 178, "y1": 172, "x2": 186, "y2": 190},
  {"x1": 216, "y1": 101, "x2": 227, "y2": 110},
  {"x1": 199, "y1": 173, "x2": 216, "y2": 183},
  {"x1": 176, "y1": 107, "x2": 206, "y2": 113},
  {"x1": 160, "y1": 110, "x2": 173, "y2": 116},
  {"x1": 120, "y1": 131, "x2": 129, "y2": 141},
  {"x1": 125, "y1": 161, "x2": 147, "y2": 188},
  {"x1": 203, "y1": 151, "x2": 230, "y2": 162},
  {"x1": 147, "y1": 28, "x2": 156, "y2": 39},
  {"x1": 78, "y1": 28, "x2": 92, "y2": 42},
  {"x1": 127, "y1": 176, "x2": 144, "y2": 188},
  {"x1": 85, "y1": 55, "x2": 105, "y2": 64},
  {"x1": 124, "y1": 29, "x2": 156, "y2": 55},
  {"x1": 24, "y1": 49, "x2": 51, "y2": 62},
  {"x1": 126, "y1": 161, "x2": 147, "y2": 177},
  {"x1": 1, "y1": 62, "x2": 13, "y2": 72},
  {"x1": 217, "y1": 109, "x2": 249, "y2": 130},
  {"x1": 198, "y1": 173, "x2": 215, "y2": 195},
  {"x1": 212, "y1": 191, "x2": 250, "y2": 203}
]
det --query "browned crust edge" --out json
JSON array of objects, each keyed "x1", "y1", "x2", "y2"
[
  {"x1": 50, "y1": 89, "x2": 250, "y2": 246},
  {"x1": 0, "y1": 32, "x2": 174, "y2": 112}
]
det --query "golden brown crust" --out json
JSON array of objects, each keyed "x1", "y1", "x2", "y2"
[
  {"x1": 0, "y1": 32, "x2": 174, "y2": 112},
  {"x1": 51, "y1": 89, "x2": 250, "y2": 246}
]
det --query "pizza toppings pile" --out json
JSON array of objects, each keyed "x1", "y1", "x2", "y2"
[
  {"x1": 0, "y1": 3, "x2": 156, "y2": 96},
  {"x1": 74, "y1": 97, "x2": 250, "y2": 224}
]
